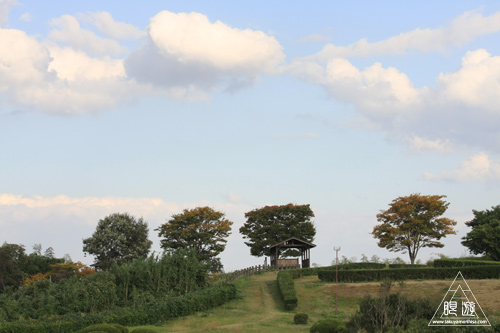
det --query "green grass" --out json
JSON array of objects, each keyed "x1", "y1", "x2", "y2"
[{"x1": 126, "y1": 271, "x2": 500, "y2": 332}]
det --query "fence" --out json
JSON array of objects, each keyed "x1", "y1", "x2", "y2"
[{"x1": 222, "y1": 263, "x2": 301, "y2": 283}]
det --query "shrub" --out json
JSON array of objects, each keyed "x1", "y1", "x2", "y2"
[
  {"x1": 433, "y1": 258, "x2": 500, "y2": 268},
  {"x1": 388, "y1": 264, "x2": 426, "y2": 269},
  {"x1": 294, "y1": 313, "x2": 308, "y2": 324},
  {"x1": 346, "y1": 281, "x2": 435, "y2": 333},
  {"x1": 318, "y1": 265, "x2": 500, "y2": 283},
  {"x1": 80, "y1": 324, "x2": 127, "y2": 332},
  {"x1": 130, "y1": 329, "x2": 156, "y2": 333},
  {"x1": 277, "y1": 271, "x2": 297, "y2": 310},
  {"x1": 80, "y1": 323, "x2": 128, "y2": 332},
  {"x1": 310, "y1": 318, "x2": 345, "y2": 332}
]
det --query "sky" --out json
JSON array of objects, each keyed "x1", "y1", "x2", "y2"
[{"x1": 1, "y1": 0, "x2": 500, "y2": 271}]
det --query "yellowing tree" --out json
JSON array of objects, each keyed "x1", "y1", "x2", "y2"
[
  {"x1": 372, "y1": 194, "x2": 457, "y2": 264},
  {"x1": 156, "y1": 207, "x2": 233, "y2": 272}
]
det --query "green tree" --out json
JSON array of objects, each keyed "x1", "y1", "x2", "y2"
[
  {"x1": 83, "y1": 213, "x2": 152, "y2": 270},
  {"x1": 156, "y1": 207, "x2": 233, "y2": 271},
  {"x1": 0, "y1": 243, "x2": 27, "y2": 292},
  {"x1": 239, "y1": 203, "x2": 316, "y2": 258},
  {"x1": 372, "y1": 194, "x2": 457, "y2": 264},
  {"x1": 461, "y1": 205, "x2": 500, "y2": 261}
]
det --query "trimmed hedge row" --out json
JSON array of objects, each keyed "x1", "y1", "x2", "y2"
[
  {"x1": 0, "y1": 283, "x2": 237, "y2": 333},
  {"x1": 318, "y1": 265, "x2": 500, "y2": 283},
  {"x1": 388, "y1": 264, "x2": 426, "y2": 269},
  {"x1": 434, "y1": 259, "x2": 500, "y2": 268},
  {"x1": 277, "y1": 271, "x2": 297, "y2": 310}
]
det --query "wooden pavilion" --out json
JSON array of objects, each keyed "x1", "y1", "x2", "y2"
[{"x1": 269, "y1": 237, "x2": 316, "y2": 268}]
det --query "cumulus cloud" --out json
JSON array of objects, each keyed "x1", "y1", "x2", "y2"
[
  {"x1": 313, "y1": 10, "x2": 500, "y2": 59},
  {"x1": 49, "y1": 14, "x2": 128, "y2": 57},
  {"x1": 290, "y1": 58, "x2": 422, "y2": 117},
  {"x1": 77, "y1": 11, "x2": 145, "y2": 40},
  {"x1": 125, "y1": 11, "x2": 285, "y2": 97},
  {"x1": 290, "y1": 47, "x2": 500, "y2": 153},
  {"x1": 423, "y1": 153, "x2": 500, "y2": 182}
]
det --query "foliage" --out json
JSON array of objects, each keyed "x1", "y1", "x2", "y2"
[
  {"x1": 239, "y1": 203, "x2": 316, "y2": 257},
  {"x1": 294, "y1": 313, "x2": 308, "y2": 324},
  {"x1": 346, "y1": 281, "x2": 434, "y2": 332},
  {"x1": 433, "y1": 258, "x2": 500, "y2": 267},
  {"x1": 0, "y1": 243, "x2": 27, "y2": 292},
  {"x1": 388, "y1": 264, "x2": 426, "y2": 269},
  {"x1": 318, "y1": 265, "x2": 500, "y2": 282},
  {"x1": 156, "y1": 207, "x2": 233, "y2": 267},
  {"x1": 277, "y1": 270, "x2": 297, "y2": 310},
  {"x1": 130, "y1": 329, "x2": 156, "y2": 333},
  {"x1": 461, "y1": 205, "x2": 500, "y2": 261},
  {"x1": 83, "y1": 213, "x2": 153, "y2": 270},
  {"x1": 80, "y1": 323, "x2": 128, "y2": 332},
  {"x1": 372, "y1": 194, "x2": 457, "y2": 264},
  {"x1": 309, "y1": 318, "x2": 345, "y2": 333},
  {"x1": 0, "y1": 249, "x2": 215, "y2": 325},
  {"x1": 110, "y1": 249, "x2": 208, "y2": 306}
]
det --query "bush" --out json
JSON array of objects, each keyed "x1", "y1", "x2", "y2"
[
  {"x1": 346, "y1": 281, "x2": 435, "y2": 333},
  {"x1": 294, "y1": 313, "x2": 308, "y2": 324},
  {"x1": 130, "y1": 329, "x2": 156, "y2": 333},
  {"x1": 433, "y1": 258, "x2": 500, "y2": 268},
  {"x1": 310, "y1": 318, "x2": 345, "y2": 332},
  {"x1": 318, "y1": 265, "x2": 500, "y2": 283},
  {"x1": 388, "y1": 264, "x2": 426, "y2": 269},
  {"x1": 80, "y1": 324, "x2": 128, "y2": 332},
  {"x1": 277, "y1": 271, "x2": 297, "y2": 310}
]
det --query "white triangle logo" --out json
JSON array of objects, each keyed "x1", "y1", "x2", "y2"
[{"x1": 428, "y1": 271, "x2": 491, "y2": 327}]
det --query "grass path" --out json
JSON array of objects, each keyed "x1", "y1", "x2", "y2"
[{"x1": 138, "y1": 271, "x2": 310, "y2": 332}]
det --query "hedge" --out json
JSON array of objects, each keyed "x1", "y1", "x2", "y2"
[
  {"x1": 0, "y1": 284, "x2": 237, "y2": 333},
  {"x1": 318, "y1": 265, "x2": 500, "y2": 283},
  {"x1": 434, "y1": 259, "x2": 500, "y2": 268},
  {"x1": 277, "y1": 271, "x2": 297, "y2": 310},
  {"x1": 388, "y1": 264, "x2": 427, "y2": 269}
]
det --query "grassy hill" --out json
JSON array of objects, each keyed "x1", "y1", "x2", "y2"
[{"x1": 128, "y1": 271, "x2": 500, "y2": 332}]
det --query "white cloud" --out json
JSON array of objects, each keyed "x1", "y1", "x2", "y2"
[
  {"x1": 124, "y1": 11, "x2": 285, "y2": 97},
  {"x1": 19, "y1": 12, "x2": 31, "y2": 22},
  {"x1": 437, "y1": 49, "x2": 500, "y2": 111},
  {"x1": 313, "y1": 10, "x2": 500, "y2": 59},
  {"x1": 149, "y1": 11, "x2": 284, "y2": 73},
  {"x1": 290, "y1": 57, "x2": 421, "y2": 117},
  {"x1": 0, "y1": 0, "x2": 16, "y2": 27},
  {"x1": 47, "y1": 45, "x2": 125, "y2": 81},
  {"x1": 423, "y1": 153, "x2": 500, "y2": 182},
  {"x1": 407, "y1": 136, "x2": 454, "y2": 154},
  {"x1": 77, "y1": 11, "x2": 145, "y2": 40},
  {"x1": 49, "y1": 14, "x2": 128, "y2": 57},
  {"x1": 290, "y1": 48, "x2": 500, "y2": 153},
  {"x1": 0, "y1": 27, "x2": 139, "y2": 114}
]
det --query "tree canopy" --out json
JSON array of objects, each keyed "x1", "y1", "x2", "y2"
[
  {"x1": 461, "y1": 205, "x2": 500, "y2": 261},
  {"x1": 156, "y1": 207, "x2": 233, "y2": 270},
  {"x1": 239, "y1": 203, "x2": 316, "y2": 258},
  {"x1": 83, "y1": 213, "x2": 152, "y2": 270},
  {"x1": 372, "y1": 194, "x2": 457, "y2": 264}
]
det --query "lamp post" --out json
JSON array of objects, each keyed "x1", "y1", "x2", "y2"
[{"x1": 333, "y1": 246, "x2": 341, "y2": 315}]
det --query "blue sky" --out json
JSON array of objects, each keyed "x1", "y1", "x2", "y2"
[{"x1": 1, "y1": 0, "x2": 500, "y2": 270}]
